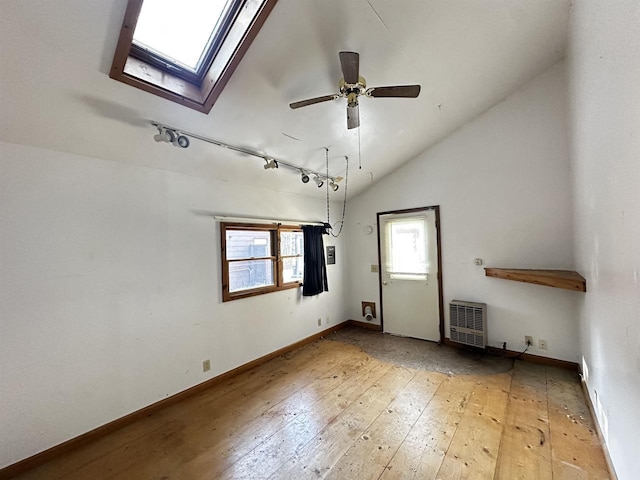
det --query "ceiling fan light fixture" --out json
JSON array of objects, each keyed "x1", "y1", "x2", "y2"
[{"x1": 347, "y1": 103, "x2": 360, "y2": 129}]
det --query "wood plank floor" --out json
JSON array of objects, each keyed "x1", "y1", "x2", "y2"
[{"x1": 12, "y1": 338, "x2": 611, "y2": 479}]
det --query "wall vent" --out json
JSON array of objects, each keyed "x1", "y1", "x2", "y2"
[{"x1": 449, "y1": 300, "x2": 487, "y2": 348}]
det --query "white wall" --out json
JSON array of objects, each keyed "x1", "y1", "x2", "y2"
[
  {"x1": 0, "y1": 141, "x2": 347, "y2": 468},
  {"x1": 345, "y1": 62, "x2": 580, "y2": 362},
  {"x1": 568, "y1": 2, "x2": 640, "y2": 478}
]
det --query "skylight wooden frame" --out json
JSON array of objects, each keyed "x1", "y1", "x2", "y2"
[{"x1": 110, "y1": 0, "x2": 278, "y2": 113}]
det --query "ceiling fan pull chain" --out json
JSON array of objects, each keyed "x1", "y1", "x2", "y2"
[{"x1": 358, "y1": 126, "x2": 362, "y2": 169}]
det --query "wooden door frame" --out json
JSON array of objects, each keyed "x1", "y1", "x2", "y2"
[{"x1": 376, "y1": 206, "x2": 445, "y2": 343}]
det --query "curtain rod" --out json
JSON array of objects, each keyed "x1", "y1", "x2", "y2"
[
  {"x1": 213, "y1": 215, "x2": 326, "y2": 226},
  {"x1": 151, "y1": 121, "x2": 340, "y2": 183}
]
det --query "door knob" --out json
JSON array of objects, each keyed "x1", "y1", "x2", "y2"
[{"x1": 382, "y1": 281, "x2": 388, "y2": 285}]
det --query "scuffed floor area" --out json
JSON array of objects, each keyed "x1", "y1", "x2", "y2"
[{"x1": 328, "y1": 326, "x2": 513, "y2": 375}]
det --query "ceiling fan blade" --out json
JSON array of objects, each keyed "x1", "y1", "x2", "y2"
[
  {"x1": 369, "y1": 85, "x2": 421, "y2": 98},
  {"x1": 347, "y1": 103, "x2": 360, "y2": 129},
  {"x1": 289, "y1": 94, "x2": 338, "y2": 109},
  {"x1": 339, "y1": 51, "x2": 360, "y2": 84}
]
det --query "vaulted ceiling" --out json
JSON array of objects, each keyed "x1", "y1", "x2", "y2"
[{"x1": 0, "y1": 0, "x2": 570, "y2": 199}]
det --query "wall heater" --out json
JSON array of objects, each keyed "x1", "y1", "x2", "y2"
[{"x1": 449, "y1": 300, "x2": 487, "y2": 348}]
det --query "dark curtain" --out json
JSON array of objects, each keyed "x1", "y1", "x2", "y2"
[{"x1": 302, "y1": 225, "x2": 328, "y2": 296}]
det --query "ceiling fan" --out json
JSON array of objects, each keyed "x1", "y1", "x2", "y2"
[{"x1": 289, "y1": 51, "x2": 421, "y2": 129}]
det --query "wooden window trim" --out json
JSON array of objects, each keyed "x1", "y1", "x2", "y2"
[
  {"x1": 110, "y1": 0, "x2": 279, "y2": 113},
  {"x1": 221, "y1": 223, "x2": 303, "y2": 302}
]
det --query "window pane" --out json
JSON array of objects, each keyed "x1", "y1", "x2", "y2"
[
  {"x1": 228, "y1": 259, "x2": 274, "y2": 292},
  {"x1": 280, "y1": 231, "x2": 304, "y2": 256},
  {"x1": 282, "y1": 257, "x2": 304, "y2": 283},
  {"x1": 387, "y1": 218, "x2": 427, "y2": 275},
  {"x1": 133, "y1": 0, "x2": 231, "y2": 70},
  {"x1": 226, "y1": 230, "x2": 271, "y2": 260}
]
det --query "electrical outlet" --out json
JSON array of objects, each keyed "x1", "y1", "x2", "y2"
[
  {"x1": 325, "y1": 316, "x2": 330, "y2": 325},
  {"x1": 203, "y1": 359, "x2": 211, "y2": 372},
  {"x1": 539, "y1": 339, "x2": 547, "y2": 350},
  {"x1": 317, "y1": 318, "x2": 322, "y2": 326},
  {"x1": 525, "y1": 336, "x2": 533, "y2": 346}
]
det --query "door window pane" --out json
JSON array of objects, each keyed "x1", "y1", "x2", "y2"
[
  {"x1": 228, "y1": 259, "x2": 274, "y2": 292},
  {"x1": 385, "y1": 217, "x2": 428, "y2": 279}
]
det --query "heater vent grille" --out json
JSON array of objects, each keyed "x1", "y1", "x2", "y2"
[{"x1": 449, "y1": 300, "x2": 487, "y2": 348}]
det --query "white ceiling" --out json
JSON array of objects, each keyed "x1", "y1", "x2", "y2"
[{"x1": 0, "y1": 0, "x2": 570, "y2": 199}]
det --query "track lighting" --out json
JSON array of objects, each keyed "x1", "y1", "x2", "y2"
[
  {"x1": 153, "y1": 126, "x2": 189, "y2": 148},
  {"x1": 263, "y1": 158, "x2": 279, "y2": 169},
  {"x1": 174, "y1": 134, "x2": 190, "y2": 148},
  {"x1": 150, "y1": 122, "x2": 343, "y2": 193},
  {"x1": 153, "y1": 126, "x2": 176, "y2": 143}
]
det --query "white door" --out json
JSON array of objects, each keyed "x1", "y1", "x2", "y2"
[{"x1": 379, "y1": 209, "x2": 440, "y2": 341}]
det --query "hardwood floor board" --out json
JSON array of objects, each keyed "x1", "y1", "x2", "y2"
[
  {"x1": 97, "y1": 344, "x2": 359, "y2": 479},
  {"x1": 9, "y1": 337, "x2": 612, "y2": 480},
  {"x1": 215, "y1": 358, "x2": 393, "y2": 479},
  {"x1": 179, "y1": 349, "x2": 381, "y2": 478},
  {"x1": 546, "y1": 366, "x2": 611, "y2": 480},
  {"x1": 174, "y1": 340, "x2": 346, "y2": 421},
  {"x1": 495, "y1": 361, "x2": 552, "y2": 480},
  {"x1": 268, "y1": 365, "x2": 416, "y2": 480},
  {"x1": 434, "y1": 373, "x2": 512, "y2": 480},
  {"x1": 15, "y1": 340, "x2": 349, "y2": 480},
  {"x1": 380, "y1": 374, "x2": 478, "y2": 480},
  {"x1": 324, "y1": 369, "x2": 446, "y2": 480}
]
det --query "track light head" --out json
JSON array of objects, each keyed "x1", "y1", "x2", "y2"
[
  {"x1": 300, "y1": 171, "x2": 310, "y2": 183},
  {"x1": 264, "y1": 158, "x2": 278, "y2": 170},
  {"x1": 173, "y1": 134, "x2": 190, "y2": 148},
  {"x1": 153, "y1": 127, "x2": 176, "y2": 143},
  {"x1": 329, "y1": 181, "x2": 339, "y2": 191},
  {"x1": 153, "y1": 127, "x2": 165, "y2": 142},
  {"x1": 313, "y1": 176, "x2": 324, "y2": 188}
]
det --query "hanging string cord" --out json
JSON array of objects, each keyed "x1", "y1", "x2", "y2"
[
  {"x1": 325, "y1": 147, "x2": 330, "y2": 226},
  {"x1": 330, "y1": 155, "x2": 348, "y2": 237}
]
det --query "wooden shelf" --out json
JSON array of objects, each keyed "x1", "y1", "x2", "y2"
[{"x1": 485, "y1": 268, "x2": 586, "y2": 292}]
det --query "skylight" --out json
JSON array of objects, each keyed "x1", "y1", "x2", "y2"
[
  {"x1": 133, "y1": 0, "x2": 231, "y2": 72},
  {"x1": 110, "y1": 0, "x2": 278, "y2": 113}
]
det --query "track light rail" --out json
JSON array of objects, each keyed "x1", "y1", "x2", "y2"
[
  {"x1": 212, "y1": 215, "x2": 326, "y2": 226},
  {"x1": 151, "y1": 121, "x2": 340, "y2": 184}
]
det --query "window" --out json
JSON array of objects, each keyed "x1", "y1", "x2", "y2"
[
  {"x1": 110, "y1": 0, "x2": 278, "y2": 113},
  {"x1": 382, "y1": 216, "x2": 429, "y2": 281},
  {"x1": 221, "y1": 223, "x2": 303, "y2": 301}
]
